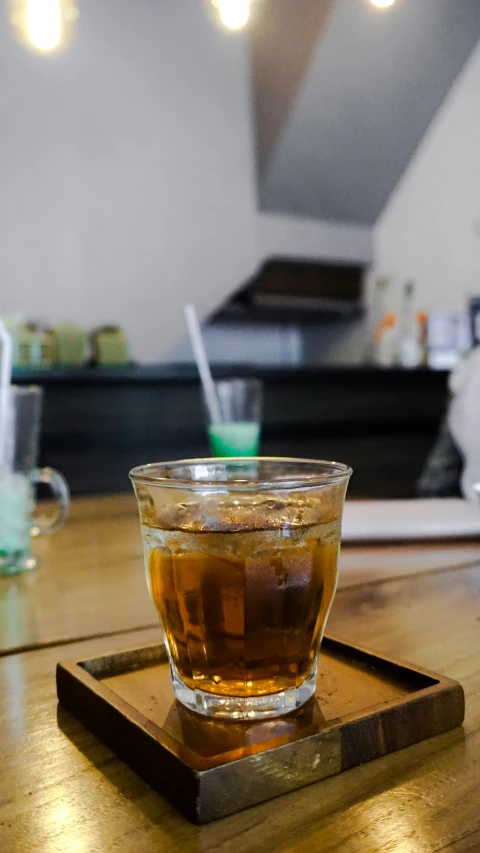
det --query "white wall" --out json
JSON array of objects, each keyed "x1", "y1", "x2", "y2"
[
  {"x1": 170, "y1": 322, "x2": 304, "y2": 366},
  {"x1": 373, "y1": 40, "x2": 480, "y2": 316},
  {"x1": 0, "y1": 0, "x2": 257, "y2": 362},
  {"x1": 258, "y1": 213, "x2": 371, "y2": 265},
  {"x1": 0, "y1": 0, "x2": 373, "y2": 364}
]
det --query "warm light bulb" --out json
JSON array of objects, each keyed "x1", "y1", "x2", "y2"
[
  {"x1": 27, "y1": 0, "x2": 61, "y2": 51},
  {"x1": 370, "y1": 0, "x2": 396, "y2": 7},
  {"x1": 212, "y1": 0, "x2": 252, "y2": 31},
  {"x1": 9, "y1": 0, "x2": 78, "y2": 54}
]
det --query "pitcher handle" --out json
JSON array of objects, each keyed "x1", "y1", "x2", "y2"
[{"x1": 31, "y1": 467, "x2": 70, "y2": 536}]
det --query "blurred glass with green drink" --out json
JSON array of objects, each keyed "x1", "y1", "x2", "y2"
[
  {"x1": 0, "y1": 386, "x2": 70, "y2": 574},
  {"x1": 205, "y1": 378, "x2": 263, "y2": 457}
]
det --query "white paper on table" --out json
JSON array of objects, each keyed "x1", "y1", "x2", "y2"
[{"x1": 342, "y1": 499, "x2": 480, "y2": 542}]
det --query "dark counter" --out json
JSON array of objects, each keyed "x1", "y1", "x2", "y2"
[{"x1": 14, "y1": 365, "x2": 449, "y2": 498}]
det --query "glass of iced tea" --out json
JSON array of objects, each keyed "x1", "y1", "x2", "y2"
[{"x1": 130, "y1": 458, "x2": 351, "y2": 721}]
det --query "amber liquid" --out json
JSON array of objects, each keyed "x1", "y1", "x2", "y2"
[{"x1": 143, "y1": 499, "x2": 340, "y2": 699}]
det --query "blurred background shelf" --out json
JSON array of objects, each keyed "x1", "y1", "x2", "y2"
[{"x1": 14, "y1": 366, "x2": 449, "y2": 499}]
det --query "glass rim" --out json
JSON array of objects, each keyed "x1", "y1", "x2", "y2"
[{"x1": 129, "y1": 456, "x2": 352, "y2": 491}]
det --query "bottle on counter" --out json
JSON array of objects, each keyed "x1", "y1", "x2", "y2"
[
  {"x1": 51, "y1": 323, "x2": 89, "y2": 366},
  {"x1": 417, "y1": 312, "x2": 428, "y2": 366},
  {"x1": 17, "y1": 323, "x2": 43, "y2": 368},
  {"x1": 367, "y1": 276, "x2": 390, "y2": 363},
  {"x1": 398, "y1": 281, "x2": 423, "y2": 369},
  {"x1": 41, "y1": 330, "x2": 58, "y2": 366},
  {"x1": 376, "y1": 313, "x2": 397, "y2": 367},
  {"x1": 427, "y1": 313, "x2": 464, "y2": 370}
]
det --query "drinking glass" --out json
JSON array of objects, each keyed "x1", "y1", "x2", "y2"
[
  {"x1": 204, "y1": 378, "x2": 263, "y2": 457},
  {"x1": 0, "y1": 386, "x2": 70, "y2": 575},
  {"x1": 130, "y1": 457, "x2": 351, "y2": 720}
]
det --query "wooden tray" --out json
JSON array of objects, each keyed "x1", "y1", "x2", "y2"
[{"x1": 56, "y1": 636, "x2": 465, "y2": 824}]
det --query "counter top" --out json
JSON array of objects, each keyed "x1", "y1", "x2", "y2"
[{"x1": 13, "y1": 363, "x2": 449, "y2": 384}]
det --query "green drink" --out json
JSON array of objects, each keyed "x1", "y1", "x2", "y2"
[
  {"x1": 208, "y1": 422, "x2": 260, "y2": 457},
  {"x1": 0, "y1": 473, "x2": 33, "y2": 567},
  {"x1": 0, "y1": 386, "x2": 70, "y2": 575},
  {"x1": 203, "y1": 378, "x2": 263, "y2": 458}
]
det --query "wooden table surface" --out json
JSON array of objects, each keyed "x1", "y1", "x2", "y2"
[
  {"x1": 1, "y1": 494, "x2": 480, "y2": 656},
  {"x1": 1, "y1": 495, "x2": 480, "y2": 852},
  {"x1": 1, "y1": 565, "x2": 480, "y2": 852}
]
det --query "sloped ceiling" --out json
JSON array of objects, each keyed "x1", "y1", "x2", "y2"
[
  {"x1": 256, "y1": 0, "x2": 480, "y2": 225},
  {"x1": 251, "y1": 0, "x2": 334, "y2": 173}
]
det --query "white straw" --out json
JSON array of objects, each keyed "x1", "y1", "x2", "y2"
[
  {"x1": 184, "y1": 303, "x2": 222, "y2": 424},
  {"x1": 0, "y1": 316, "x2": 13, "y2": 474}
]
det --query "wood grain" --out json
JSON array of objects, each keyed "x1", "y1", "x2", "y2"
[
  {"x1": 339, "y1": 540, "x2": 480, "y2": 587},
  {"x1": 1, "y1": 564, "x2": 480, "y2": 851},
  {"x1": 56, "y1": 636, "x2": 464, "y2": 823},
  {"x1": 0, "y1": 495, "x2": 157, "y2": 655},
  {"x1": 1, "y1": 494, "x2": 480, "y2": 655}
]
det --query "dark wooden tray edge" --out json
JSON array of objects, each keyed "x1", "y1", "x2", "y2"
[{"x1": 56, "y1": 634, "x2": 465, "y2": 824}]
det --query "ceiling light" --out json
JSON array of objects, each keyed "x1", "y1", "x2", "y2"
[
  {"x1": 370, "y1": 0, "x2": 396, "y2": 8},
  {"x1": 211, "y1": 0, "x2": 253, "y2": 31},
  {"x1": 9, "y1": 0, "x2": 78, "y2": 54}
]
